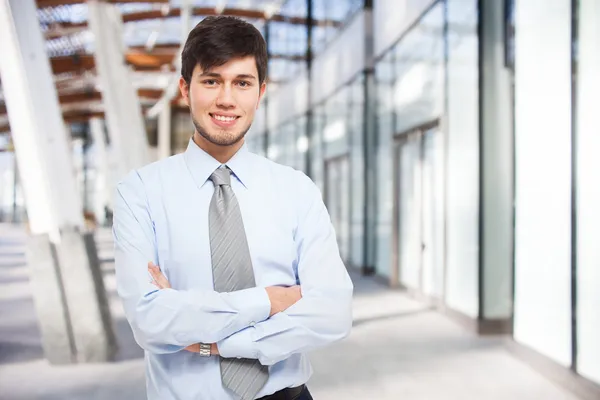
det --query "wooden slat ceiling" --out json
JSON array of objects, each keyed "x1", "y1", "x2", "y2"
[
  {"x1": 49, "y1": 46, "x2": 307, "y2": 74},
  {"x1": 0, "y1": 88, "x2": 183, "y2": 132},
  {"x1": 44, "y1": 7, "x2": 339, "y2": 39},
  {"x1": 0, "y1": 88, "x2": 164, "y2": 116},
  {"x1": 36, "y1": 0, "x2": 168, "y2": 7}
]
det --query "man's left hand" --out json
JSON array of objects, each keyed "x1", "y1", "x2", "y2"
[
  {"x1": 148, "y1": 261, "x2": 218, "y2": 355},
  {"x1": 148, "y1": 262, "x2": 171, "y2": 289}
]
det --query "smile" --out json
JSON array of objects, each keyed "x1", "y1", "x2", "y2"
[
  {"x1": 209, "y1": 113, "x2": 240, "y2": 128},
  {"x1": 211, "y1": 114, "x2": 238, "y2": 122}
]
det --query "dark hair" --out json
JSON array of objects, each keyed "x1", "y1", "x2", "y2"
[{"x1": 181, "y1": 16, "x2": 268, "y2": 86}]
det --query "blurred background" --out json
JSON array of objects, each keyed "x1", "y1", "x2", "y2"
[{"x1": 0, "y1": 0, "x2": 599, "y2": 399}]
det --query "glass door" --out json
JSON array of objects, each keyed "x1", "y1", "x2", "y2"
[{"x1": 394, "y1": 123, "x2": 444, "y2": 300}]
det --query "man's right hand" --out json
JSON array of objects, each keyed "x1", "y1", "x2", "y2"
[{"x1": 265, "y1": 285, "x2": 302, "y2": 316}]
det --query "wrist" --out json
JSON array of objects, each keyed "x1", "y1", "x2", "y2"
[{"x1": 211, "y1": 342, "x2": 219, "y2": 356}]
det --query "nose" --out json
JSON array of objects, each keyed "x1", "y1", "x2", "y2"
[{"x1": 216, "y1": 85, "x2": 235, "y2": 109}]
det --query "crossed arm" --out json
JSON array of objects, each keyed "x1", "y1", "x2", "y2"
[
  {"x1": 113, "y1": 171, "x2": 353, "y2": 365},
  {"x1": 147, "y1": 262, "x2": 302, "y2": 355}
]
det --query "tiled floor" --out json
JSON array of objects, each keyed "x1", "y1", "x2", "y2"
[{"x1": 0, "y1": 225, "x2": 581, "y2": 400}]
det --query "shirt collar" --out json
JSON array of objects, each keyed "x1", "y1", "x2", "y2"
[{"x1": 183, "y1": 138, "x2": 253, "y2": 189}]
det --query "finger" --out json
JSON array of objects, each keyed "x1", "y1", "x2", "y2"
[
  {"x1": 147, "y1": 263, "x2": 159, "y2": 287},
  {"x1": 148, "y1": 266, "x2": 170, "y2": 289},
  {"x1": 148, "y1": 264, "x2": 161, "y2": 275},
  {"x1": 148, "y1": 266, "x2": 166, "y2": 288}
]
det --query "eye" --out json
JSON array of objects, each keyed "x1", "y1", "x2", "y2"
[
  {"x1": 237, "y1": 80, "x2": 251, "y2": 88},
  {"x1": 202, "y1": 79, "x2": 217, "y2": 86}
]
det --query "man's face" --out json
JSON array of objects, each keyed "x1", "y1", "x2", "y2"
[{"x1": 179, "y1": 56, "x2": 266, "y2": 147}]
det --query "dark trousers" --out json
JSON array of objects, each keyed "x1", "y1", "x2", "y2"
[{"x1": 258, "y1": 385, "x2": 313, "y2": 400}]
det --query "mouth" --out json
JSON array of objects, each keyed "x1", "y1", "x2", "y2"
[{"x1": 209, "y1": 113, "x2": 240, "y2": 128}]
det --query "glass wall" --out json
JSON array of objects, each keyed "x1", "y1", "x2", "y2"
[
  {"x1": 374, "y1": 1, "x2": 445, "y2": 280},
  {"x1": 577, "y1": 0, "x2": 600, "y2": 385},
  {"x1": 348, "y1": 74, "x2": 365, "y2": 268},
  {"x1": 264, "y1": 70, "x2": 364, "y2": 266},
  {"x1": 323, "y1": 85, "x2": 350, "y2": 159},
  {"x1": 319, "y1": 74, "x2": 365, "y2": 268},
  {"x1": 266, "y1": 0, "x2": 364, "y2": 83},
  {"x1": 312, "y1": 0, "x2": 363, "y2": 55},
  {"x1": 269, "y1": 21, "x2": 307, "y2": 83},
  {"x1": 267, "y1": 115, "x2": 307, "y2": 173},
  {"x1": 374, "y1": 49, "x2": 395, "y2": 278},
  {"x1": 310, "y1": 101, "x2": 327, "y2": 191}
]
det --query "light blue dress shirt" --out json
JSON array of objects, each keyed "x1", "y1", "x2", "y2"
[{"x1": 113, "y1": 139, "x2": 354, "y2": 400}]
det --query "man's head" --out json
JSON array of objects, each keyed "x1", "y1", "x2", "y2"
[{"x1": 179, "y1": 16, "x2": 267, "y2": 148}]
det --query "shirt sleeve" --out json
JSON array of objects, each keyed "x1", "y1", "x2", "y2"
[
  {"x1": 113, "y1": 170, "x2": 271, "y2": 354},
  {"x1": 217, "y1": 173, "x2": 354, "y2": 365}
]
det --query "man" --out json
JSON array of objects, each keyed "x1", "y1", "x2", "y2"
[{"x1": 113, "y1": 15, "x2": 353, "y2": 400}]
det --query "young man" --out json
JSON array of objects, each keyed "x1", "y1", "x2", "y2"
[{"x1": 113, "y1": 16, "x2": 353, "y2": 400}]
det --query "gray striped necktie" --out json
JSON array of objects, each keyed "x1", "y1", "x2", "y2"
[{"x1": 208, "y1": 167, "x2": 269, "y2": 400}]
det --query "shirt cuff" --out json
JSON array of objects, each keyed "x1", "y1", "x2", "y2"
[
  {"x1": 223, "y1": 286, "x2": 270, "y2": 327},
  {"x1": 217, "y1": 326, "x2": 257, "y2": 359}
]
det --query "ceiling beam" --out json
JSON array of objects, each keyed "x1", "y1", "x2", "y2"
[
  {"x1": 37, "y1": 0, "x2": 167, "y2": 8},
  {"x1": 50, "y1": 49, "x2": 307, "y2": 74},
  {"x1": 50, "y1": 54, "x2": 96, "y2": 74},
  {"x1": 43, "y1": 7, "x2": 341, "y2": 39},
  {"x1": 49, "y1": 53, "x2": 173, "y2": 74},
  {"x1": 120, "y1": 7, "x2": 342, "y2": 27},
  {"x1": 0, "y1": 88, "x2": 164, "y2": 117},
  {"x1": 63, "y1": 110, "x2": 105, "y2": 123}
]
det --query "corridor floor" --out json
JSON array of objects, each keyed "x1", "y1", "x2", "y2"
[{"x1": 0, "y1": 225, "x2": 581, "y2": 400}]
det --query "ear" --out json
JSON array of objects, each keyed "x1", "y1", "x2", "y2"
[
  {"x1": 179, "y1": 76, "x2": 190, "y2": 107},
  {"x1": 256, "y1": 82, "x2": 266, "y2": 109}
]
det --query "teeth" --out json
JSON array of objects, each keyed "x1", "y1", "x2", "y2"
[{"x1": 213, "y1": 115, "x2": 236, "y2": 122}]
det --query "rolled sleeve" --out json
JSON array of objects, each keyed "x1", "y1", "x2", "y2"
[
  {"x1": 222, "y1": 287, "x2": 271, "y2": 329},
  {"x1": 217, "y1": 326, "x2": 257, "y2": 359},
  {"x1": 217, "y1": 288, "x2": 269, "y2": 359}
]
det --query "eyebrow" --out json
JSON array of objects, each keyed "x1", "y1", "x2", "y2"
[{"x1": 198, "y1": 72, "x2": 257, "y2": 81}]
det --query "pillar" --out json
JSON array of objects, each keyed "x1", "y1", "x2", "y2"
[
  {"x1": 89, "y1": 118, "x2": 111, "y2": 225},
  {"x1": 0, "y1": 0, "x2": 116, "y2": 364},
  {"x1": 361, "y1": 0, "x2": 377, "y2": 275},
  {"x1": 157, "y1": 104, "x2": 172, "y2": 160},
  {"x1": 88, "y1": 0, "x2": 149, "y2": 180},
  {"x1": 479, "y1": 0, "x2": 514, "y2": 328},
  {"x1": 512, "y1": 0, "x2": 572, "y2": 364}
]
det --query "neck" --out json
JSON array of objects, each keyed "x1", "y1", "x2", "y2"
[{"x1": 192, "y1": 131, "x2": 244, "y2": 164}]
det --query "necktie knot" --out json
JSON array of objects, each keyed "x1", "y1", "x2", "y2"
[{"x1": 209, "y1": 167, "x2": 231, "y2": 186}]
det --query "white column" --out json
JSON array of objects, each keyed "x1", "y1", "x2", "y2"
[
  {"x1": 444, "y1": 0, "x2": 480, "y2": 318},
  {"x1": 513, "y1": 0, "x2": 572, "y2": 367},
  {"x1": 158, "y1": 104, "x2": 172, "y2": 159},
  {"x1": 88, "y1": 0, "x2": 149, "y2": 180},
  {"x1": 89, "y1": 118, "x2": 111, "y2": 224},
  {"x1": 0, "y1": 0, "x2": 83, "y2": 242},
  {"x1": 0, "y1": 0, "x2": 115, "y2": 364},
  {"x1": 577, "y1": 0, "x2": 600, "y2": 385},
  {"x1": 480, "y1": 0, "x2": 513, "y2": 321}
]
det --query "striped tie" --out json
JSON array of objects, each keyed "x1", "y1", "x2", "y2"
[{"x1": 209, "y1": 167, "x2": 269, "y2": 400}]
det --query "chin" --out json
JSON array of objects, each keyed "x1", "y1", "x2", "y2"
[
  {"x1": 193, "y1": 116, "x2": 251, "y2": 147},
  {"x1": 204, "y1": 131, "x2": 245, "y2": 147}
]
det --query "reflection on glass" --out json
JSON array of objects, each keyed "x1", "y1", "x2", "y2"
[{"x1": 390, "y1": 2, "x2": 444, "y2": 134}]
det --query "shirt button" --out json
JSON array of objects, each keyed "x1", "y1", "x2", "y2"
[{"x1": 250, "y1": 321, "x2": 256, "y2": 327}]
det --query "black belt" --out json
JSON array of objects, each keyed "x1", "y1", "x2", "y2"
[{"x1": 257, "y1": 384, "x2": 306, "y2": 400}]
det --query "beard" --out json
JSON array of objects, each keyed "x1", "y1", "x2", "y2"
[{"x1": 192, "y1": 114, "x2": 251, "y2": 147}]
